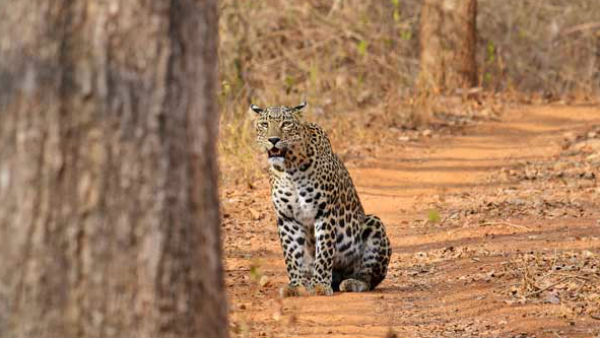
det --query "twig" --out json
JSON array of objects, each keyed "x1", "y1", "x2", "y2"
[
  {"x1": 255, "y1": 36, "x2": 340, "y2": 69},
  {"x1": 479, "y1": 221, "x2": 532, "y2": 231},
  {"x1": 573, "y1": 279, "x2": 587, "y2": 295},
  {"x1": 327, "y1": 0, "x2": 342, "y2": 17},
  {"x1": 554, "y1": 272, "x2": 595, "y2": 281},
  {"x1": 524, "y1": 276, "x2": 573, "y2": 298},
  {"x1": 561, "y1": 22, "x2": 600, "y2": 36},
  {"x1": 536, "y1": 270, "x2": 556, "y2": 283}
]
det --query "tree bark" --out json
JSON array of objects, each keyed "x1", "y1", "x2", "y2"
[
  {"x1": 0, "y1": 1, "x2": 227, "y2": 337},
  {"x1": 418, "y1": 0, "x2": 478, "y2": 93},
  {"x1": 595, "y1": 29, "x2": 600, "y2": 92}
]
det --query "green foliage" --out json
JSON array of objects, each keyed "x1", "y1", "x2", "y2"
[
  {"x1": 284, "y1": 75, "x2": 295, "y2": 94},
  {"x1": 357, "y1": 40, "x2": 369, "y2": 56},
  {"x1": 427, "y1": 209, "x2": 441, "y2": 223},
  {"x1": 309, "y1": 62, "x2": 319, "y2": 85},
  {"x1": 486, "y1": 41, "x2": 496, "y2": 63},
  {"x1": 483, "y1": 72, "x2": 492, "y2": 85},
  {"x1": 249, "y1": 261, "x2": 263, "y2": 281},
  {"x1": 392, "y1": 0, "x2": 401, "y2": 22}
]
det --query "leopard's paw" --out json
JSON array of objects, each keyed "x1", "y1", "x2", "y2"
[
  {"x1": 311, "y1": 283, "x2": 334, "y2": 296},
  {"x1": 339, "y1": 279, "x2": 369, "y2": 292},
  {"x1": 279, "y1": 284, "x2": 302, "y2": 298}
]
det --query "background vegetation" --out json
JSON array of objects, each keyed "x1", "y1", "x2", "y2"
[{"x1": 217, "y1": 0, "x2": 600, "y2": 184}]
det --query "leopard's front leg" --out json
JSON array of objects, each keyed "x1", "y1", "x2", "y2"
[
  {"x1": 277, "y1": 216, "x2": 311, "y2": 297},
  {"x1": 311, "y1": 211, "x2": 335, "y2": 296}
]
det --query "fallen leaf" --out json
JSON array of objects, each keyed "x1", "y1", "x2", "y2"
[{"x1": 259, "y1": 275, "x2": 270, "y2": 287}]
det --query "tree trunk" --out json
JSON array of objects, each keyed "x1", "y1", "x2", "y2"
[
  {"x1": 595, "y1": 29, "x2": 600, "y2": 93},
  {"x1": 0, "y1": 1, "x2": 227, "y2": 337},
  {"x1": 418, "y1": 0, "x2": 478, "y2": 93}
]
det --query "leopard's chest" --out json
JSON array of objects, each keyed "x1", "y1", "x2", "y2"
[{"x1": 271, "y1": 171, "x2": 325, "y2": 228}]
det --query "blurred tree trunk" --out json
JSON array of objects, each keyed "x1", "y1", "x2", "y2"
[
  {"x1": 418, "y1": 0, "x2": 478, "y2": 93},
  {"x1": 596, "y1": 30, "x2": 600, "y2": 91},
  {"x1": 0, "y1": 1, "x2": 227, "y2": 337}
]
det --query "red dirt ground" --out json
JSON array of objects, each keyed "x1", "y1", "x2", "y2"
[{"x1": 222, "y1": 105, "x2": 600, "y2": 338}]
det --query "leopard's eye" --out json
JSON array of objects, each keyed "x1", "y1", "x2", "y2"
[
  {"x1": 259, "y1": 122, "x2": 268, "y2": 128},
  {"x1": 281, "y1": 121, "x2": 293, "y2": 129}
]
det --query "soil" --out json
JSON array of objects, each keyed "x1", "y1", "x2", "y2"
[{"x1": 222, "y1": 105, "x2": 600, "y2": 338}]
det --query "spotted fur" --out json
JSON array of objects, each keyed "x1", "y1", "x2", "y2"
[{"x1": 251, "y1": 102, "x2": 391, "y2": 296}]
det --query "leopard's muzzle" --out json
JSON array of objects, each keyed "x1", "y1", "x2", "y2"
[{"x1": 267, "y1": 147, "x2": 287, "y2": 159}]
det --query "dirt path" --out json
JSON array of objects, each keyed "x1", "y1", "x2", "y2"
[{"x1": 223, "y1": 105, "x2": 600, "y2": 338}]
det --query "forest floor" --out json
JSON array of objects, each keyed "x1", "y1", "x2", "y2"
[{"x1": 221, "y1": 105, "x2": 600, "y2": 338}]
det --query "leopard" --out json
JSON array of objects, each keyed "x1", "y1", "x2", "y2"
[{"x1": 251, "y1": 101, "x2": 391, "y2": 296}]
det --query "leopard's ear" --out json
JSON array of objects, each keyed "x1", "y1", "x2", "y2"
[
  {"x1": 291, "y1": 101, "x2": 307, "y2": 117},
  {"x1": 250, "y1": 104, "x2": 264, "y2": 114},
  {"x1": 292, "y1": 101, "x2": 307, "y2": 111}
]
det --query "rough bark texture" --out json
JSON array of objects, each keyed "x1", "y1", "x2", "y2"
[
  {"x1": 0, "y1": 1, "x2": 227, "y2": 337},
  {"x1": 418, "y1": 0, "x2": 478, "y2": 93},
  {"x1": 596, "y1": 30, "x2": 600, "y2": 92}
]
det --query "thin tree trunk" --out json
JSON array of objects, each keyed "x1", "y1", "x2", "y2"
[
  {"x1": 595, "y1": 30, "x2": 600, "y2": 93},
  {"x1": 0, "y1": 1, "x2": 227, "y2": 337},
  {"x1": 418, "y1": 0, "x2": 478, "y2": 93}
]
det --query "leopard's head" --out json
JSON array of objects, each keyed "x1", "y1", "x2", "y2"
[{"x1": 250, "y1": 101, "x2": 307, "y2": 163}]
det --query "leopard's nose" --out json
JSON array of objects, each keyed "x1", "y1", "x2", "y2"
[{"x1": 268, "y1": 137, "x2": 280, "y2": 145}]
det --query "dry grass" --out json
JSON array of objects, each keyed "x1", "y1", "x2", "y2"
[
  {"x1": 217, "y1": 0, "x2": 600, "y2": 184},
  {"x1": 218, "y1": 0, "x2": 422, "y2": 184},
  {"x1": 504, "y1": 251, "x2": 600, "y2": 320},
  {"x1": 478, "y1": 0, "x2": 600, "y2": 96}
]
